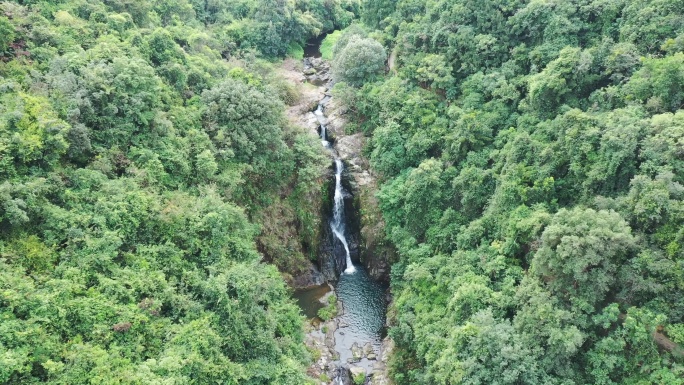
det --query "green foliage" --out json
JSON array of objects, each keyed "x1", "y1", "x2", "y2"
[
  {"x1": 414, "y1": 54, "x2": 454, "y2": 91},
  {"x1": 320, "y1": 30, "x2": 342, "y2": 60},
  {"x1": 201, "y1": 78, "x2": 286, "y2": 165},
  {"x1": 340, "y1": 0, "x2": 684, "y2": 383},
  {"x1": 287, "y1": 42, "x2": 305, "y2": 59},
  {"x1": 0, "y1": 0, "x2": 340, "y2": 383},
  {"x1": 332, "y1": 36, "x2": 386, "y2": 86},
  {"x1": 360, "y1": 0, "x2": 395, "y2": 29},
  {"x1": 0, "y1": 16, "x2": 14, "y2": 53},
  {"x1": 332, "y1": 23, "x2": 368, "y2": 58},
  {"x1": 0, "y1": 93, "x2": 68, "y2": 178},
  {"x1": 532, "y1": 208, "x2": 637, "y2": 309},
  {"x1": 624, "y1": 53, "x2": 684, "y2": 113},
  {"x1": 317, "y1": 294, "x2": 338, "y2": 321},
  {"x1": 352, "y1": 371, "x2": 366, "y2": 385}
]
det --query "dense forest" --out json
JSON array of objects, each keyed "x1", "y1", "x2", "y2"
[
  {"x1": 3, "y1": 0, "x2": 684, "y2": 384},
  {"x1": 0, "y1": 0, "x2": 358, "y2": 383},
  {"x1": 328, "y1": 0, "x2": 684, "y2": 383}
]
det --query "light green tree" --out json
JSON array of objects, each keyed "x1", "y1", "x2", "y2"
[{"x1": 332, "y1": 36, "x2": 386, "y2": 86}]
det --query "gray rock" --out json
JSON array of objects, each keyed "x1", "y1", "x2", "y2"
[
  {"x1": 351, "y1": 342, "x2": 363, "y2": 362},
  {"x1": 290, "y1": 263, "x2": 325, "y2": 289},
  {"x1": 319, "y1": 289, "x2": 335, "y2": 305},
  {"x1": 363, "y1": 342, "x2": 374, "y2": 357},
  {"x1": 349, "y1": 366, "x2": 366, "y2": 381}
]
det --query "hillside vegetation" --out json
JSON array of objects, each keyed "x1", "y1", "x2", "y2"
[
  {"x1": 0, "y1": 0, "x2": 360, "y2": 383},
  {"x1": 4, "y1": 0, "x2": 684, "y2": 383},
  {"x1": 328, "y1": 0, "x2": 684, "y2": 383}
]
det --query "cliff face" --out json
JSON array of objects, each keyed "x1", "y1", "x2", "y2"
[{"x1": 274, "y1": 58, "x2": 329, "y2": 288}]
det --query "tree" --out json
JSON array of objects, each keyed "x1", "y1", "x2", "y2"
[
  {"x1": 624, "y1": 53, "x2": 684, "y2": 113},
  {"x1": 0, "y1": 93, "x2": 69, "y2": 178},
  {"x1": 332, "y1": 36, "x2": 386, "y2": 86},
  {"x1": 619, "y1": 0, "x2": 684, "y2": 53},
  {"x1": 531, "y1": 208, "x2": 637, "y2": 310},
  {"x1": 201, "y1": 78, "x2": 287, "y2": 168},
  {"x1": 331, "y1": 23, "x2": 368, "y2": 58},
  {"x1": 360, "y1": 0, "x2": 395, "y2": 29},
  {"x1": 415, "y1": 54, "x2": 454, "y2": 91}
]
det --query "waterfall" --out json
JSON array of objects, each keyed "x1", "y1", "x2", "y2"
[
  {"x1": 316, "y1": 101, "x2": 354, "y2": 275},
  {"x1": 314, "y1": 104, "x2": 330, "y2": 147},
  {"x1": 331, "y1": 158, "x2": 356, "y2": 274}
]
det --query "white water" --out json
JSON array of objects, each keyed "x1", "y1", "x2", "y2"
[
  {"x1": 331, "y1": 158, "x2": 356, "y2": 274},
  {"x1": 314, "y1": 104, "x2": 330, "y2": 147}
]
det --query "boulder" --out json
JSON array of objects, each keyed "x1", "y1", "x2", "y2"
[
  {"x1": 363, "y1": 342, "x2": 374, "y2": 357},
  {"x1": 351, "y1": 342, "x2": 363, "y2": 362},
  {"x1": 349, "y1": 366, "x2": 366, "y2": 382}
]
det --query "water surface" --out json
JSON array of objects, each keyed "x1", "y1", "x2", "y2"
[
  {"x1": 334, "y1": 264, "x2": 387, "y2": 371},
  {"x1": 293, "y1": 283, "x2": 331, "y2": 320}
]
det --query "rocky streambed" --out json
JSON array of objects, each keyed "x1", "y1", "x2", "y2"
[{"x1": 282, "y1": 56, "x2": 395, "y2": 385}]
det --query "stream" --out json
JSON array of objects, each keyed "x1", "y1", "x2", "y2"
[{"x1": 293, "y1": 53, "x2": 387, "y2": 383}]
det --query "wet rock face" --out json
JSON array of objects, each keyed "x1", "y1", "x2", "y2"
[
  {"x1": 304, "y1": 317, "x2": 341, "y2": 382},
  {"x1": 318, "y1": 158, "x2": 362, "y2": 280},
  {"x1": 351, "y1": 342, "x2": 363, "y2": 362},
  {"x1": 290, "y1": 56, "x2": 395, "y2": 384}
]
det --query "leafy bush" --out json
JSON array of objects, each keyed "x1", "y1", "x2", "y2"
[
  {"x1": 317, "y1": 294, "x2": 338, "y2": 320},
  {"x1": 332, "y1": 24, "x2": 368, "y2": 58},
  {"x1": 0, "y1": 16, "x2": 14, "y2": 53}
]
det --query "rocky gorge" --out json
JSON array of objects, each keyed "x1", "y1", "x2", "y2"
[
  {"x1": 278, "y1": 56, "x2": 395, "y2": 384},
  {"x1": 296, "y1": 57, "x2": 395, "y2": 283}
]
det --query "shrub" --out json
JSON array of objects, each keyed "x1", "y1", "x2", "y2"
[
  {"x1": 317, "y1": 294, "x2": 338, "y2": 320},
  {"x1": 0, "y1": 16, "x2": 14, "y2": 53}
]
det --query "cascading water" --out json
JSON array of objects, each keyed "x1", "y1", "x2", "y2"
[
  {"x1": 331, "y1": 158, "x2": 356, "y2": 274},
  {"x1": 314, "y1": 98, "x2": 354, "y2": 274},
  {"x1": 315, "y1": 104, "x2": 330, "y2": 148}
]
